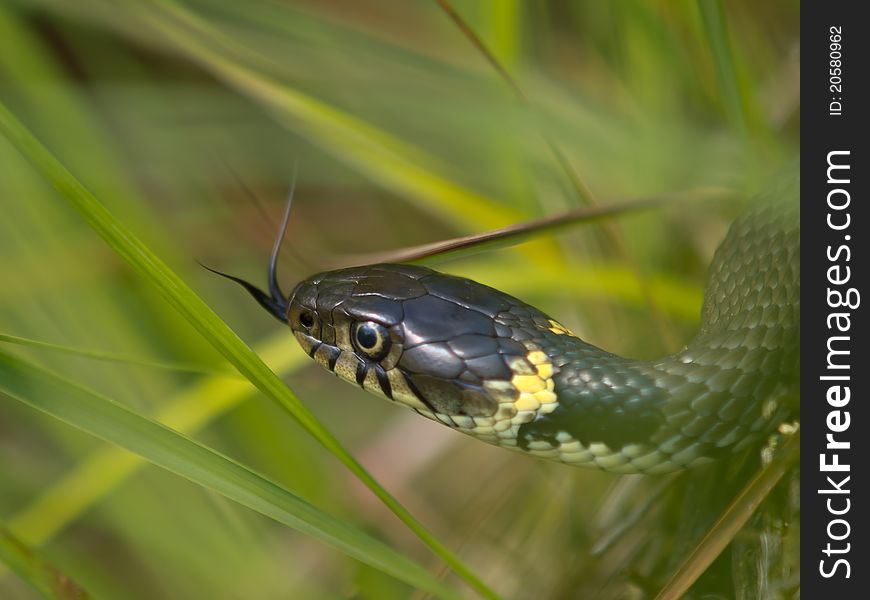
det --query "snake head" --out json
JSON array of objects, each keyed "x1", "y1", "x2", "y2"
[
  {"x1": 204, "y1": 185, "x2": 561, "y2": 441},
  {"x1": 287, "y1": 264, "x2": 564, "y2": 440}
]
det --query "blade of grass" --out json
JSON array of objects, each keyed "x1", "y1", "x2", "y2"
[
  {"x1": 327, "y1": 187, "x2": 732, "y2": 267},
  {"x1": 433, "y1": 0, "x2": 595, "y2": 206},
  {"x1": 7, "y1": 331, "x2": 296, "y2": 546},
  {"x1": 485, "y1": 0, "x2": 522, "y2": 73},
  {"x1": 0, "y1": 99, "x2": 496, "y2": 599},
  {"x1": 0, "y1": 350, "x2": 461, "y2": 599},
  {"x1": 0, "y1": 332, "x2": 237, "y2": 378},
  {"x1": 697, "y1": 0, "x2": 748, "y2": 136},
  {"x1": 0, "y1": 526, "x2": 90, "y2": 600},
  {"x1": 6, "y1": 253, "x2": 703, "y2": 550},
  {"x1": 655, "y1": 427, "x2": 800, "y2": 600},
  {"x1": 140, "y1": 0, "x2": 565, "y2": 267},
  {"x1": 143, "y1": 0, "x2": 518, "y2": 233},
  {"x1": 472, "y1": 262, "x2": 704, "y2": 323},
  {"x1": 433, "y1": 0, "x2": 682, "y2": 350},
  {"x1": 142, "y1": 0, "x2": 573, "y2": 272}
]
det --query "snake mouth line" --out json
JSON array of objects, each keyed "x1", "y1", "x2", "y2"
[{"x1": 401, "y1": 373, "x2": 441, "y2": 415}]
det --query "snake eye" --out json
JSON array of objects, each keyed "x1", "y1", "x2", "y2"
[
  {"x1": 299, "y1": 311, "x2": 315, "y2": 329},
  {"x1": 352, "y1": 321, "x2": 391, "y2": 361}
]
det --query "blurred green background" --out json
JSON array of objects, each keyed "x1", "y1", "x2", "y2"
[{"x1": 0, "y1": 0, "x2": 798, "y2": 598}]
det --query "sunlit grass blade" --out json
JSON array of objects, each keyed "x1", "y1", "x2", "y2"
[
  {"x1": 139, "y1": 0, "x2": 519, "y2": 233},
  {"x1": 0, "y1": 98, "x2": 496, "y2": 598},
  {"x1": 0, "y1": 525, "x2": 90, "y2": 600},
  {"x1": 140, "y1": 0, "x2": 565, "y2": 266},
  {"x1": 0, "y1": 332, "x2": 237, "y2": 377},
  {"x1": 0, "y1": 349, "x2": 461, "y2": 599}
]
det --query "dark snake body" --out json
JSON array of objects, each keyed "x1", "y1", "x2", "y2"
[{"x1": 284, "y1": 172, "x2": 799, "y2": 473}]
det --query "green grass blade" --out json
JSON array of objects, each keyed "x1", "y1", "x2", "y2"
[
  {"x1": 0, "y1": 332, "x2": 237, "y2": 377},
  {"x1": 0, "y1": 349, "x2": 460, "y2": 599},
  {"x1": 0, "y1": 98, "x2": 495, "y2": 598},
  {"x1": 697, "y1": 0, "x2": 748, "y2": 135},
  {"x1": 7, "y1": 332, "x2": 297, "y2": 546},
  {"x1": 0, "y1": 525, "x2": 90, "y2": 600},
  {"x1": 485, "y1": 0, "x2": 522, "y2": 71},
  {"x1": 143, "y1": 0, "x2": 517, "y2": 232}
]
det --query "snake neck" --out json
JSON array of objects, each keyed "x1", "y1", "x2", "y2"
[{"x1": 512, "y1": 175, "x2": 800, "y2": 473}]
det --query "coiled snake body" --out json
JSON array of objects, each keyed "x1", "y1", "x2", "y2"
[{"x1": 225, "y1": 171, "x2": 799, "y2": 473}]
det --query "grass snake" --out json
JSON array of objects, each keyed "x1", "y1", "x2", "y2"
[{"x1": 218, "y1": 169, "x2": 799, "y2": 473}]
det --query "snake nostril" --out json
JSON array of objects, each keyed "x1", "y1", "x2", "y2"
[{"x1": 299, "y1": 311, "x2": 315, "y2": 329}]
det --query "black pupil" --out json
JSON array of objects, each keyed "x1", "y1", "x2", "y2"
[
  {"x1": 356, "y1": 324, "x2": 379, "y2": 349},
  {"x1": 299, "y1": 312, "x2": 314, "y2": 328}
]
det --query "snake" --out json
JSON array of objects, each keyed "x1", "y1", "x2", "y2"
[{"x1": 216, "y1": 169, "x2": 799, "y2": 474}]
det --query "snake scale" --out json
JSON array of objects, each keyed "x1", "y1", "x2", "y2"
[{"x1": 220, "y1": 169, "x2": 799, "y2": 473}]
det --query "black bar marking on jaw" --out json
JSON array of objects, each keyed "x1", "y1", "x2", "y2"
[
  {"x1": 307, "y1": 341, "x2": 322, "y2": 358},
  {"x1": 326, "y1": 347, "x2": 341, "y2": 371},
  {"x1": 355, "y1": 361, "x2": 368, "y2": 387},
  {"x1": 374, "y1": 365, "x2": 393, "y2": 399}
]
